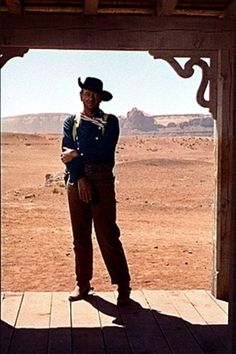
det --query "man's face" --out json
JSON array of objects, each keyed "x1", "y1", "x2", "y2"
[{"x1": 80, "y1": 89, "x2": 102, "y2": 112}]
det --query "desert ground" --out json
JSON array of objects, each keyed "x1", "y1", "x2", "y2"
[{"x1": 1, "y1": 133, "x2": 214, "y2": 292}]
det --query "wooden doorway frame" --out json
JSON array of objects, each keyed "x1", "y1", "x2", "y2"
[{"x1": 1, "y1": 13, "x2": 236, "y2": 352}]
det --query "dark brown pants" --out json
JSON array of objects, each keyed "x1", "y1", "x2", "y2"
[{"x1": 67, "y1": 167, "x2": 130, "y2": 288}]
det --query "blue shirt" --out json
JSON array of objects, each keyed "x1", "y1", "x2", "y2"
[{"x1": 62, "y1": 108, "x2": 119, "y2": 182}]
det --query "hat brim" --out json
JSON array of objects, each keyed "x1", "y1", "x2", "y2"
[
  {"x1": 78, "y1": 77, "x2": 113, "y2": 101},
  {"x1": 101, "y1": 91, "x2": 113, "y2": 101}
]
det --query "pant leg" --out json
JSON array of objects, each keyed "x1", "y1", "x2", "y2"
[
  {"x1": 90, "y1": 172, "x2": 131, "y2": 286},
  {"x1": 67, "y1": 182, "x2": 93, "y2": 287}
]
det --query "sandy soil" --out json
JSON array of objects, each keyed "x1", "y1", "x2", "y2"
[{"x1": 1, "y1": 133, "x2": 214, "y2": 292}]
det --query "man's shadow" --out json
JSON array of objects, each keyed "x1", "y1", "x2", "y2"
[
  {"x1": 83, "y1": 294, "x2": 228, "y2": 354},
  {"x1": 1, "y1": 294, "x2": 229, "y2": 354}
]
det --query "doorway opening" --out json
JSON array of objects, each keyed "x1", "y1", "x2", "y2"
[{"x1": 1, "y1": 50, "x2": 214, "y2": 293}]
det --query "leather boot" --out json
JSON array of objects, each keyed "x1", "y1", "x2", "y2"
[
  {"x1": 117, "y1": 284, "x2": 131, "y2": 306},
  {"x1": 68, "y1": 283, "x2": 92, "y2": 302}
]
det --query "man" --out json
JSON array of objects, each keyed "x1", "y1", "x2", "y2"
[{"x1": 61, "y1": 77, "x2": 131, "y2": 306}]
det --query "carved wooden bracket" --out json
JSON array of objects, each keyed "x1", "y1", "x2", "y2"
[
  {"x1": 0, "y1": 47, "x2": 29, "y2": 68},
  {"x1": 149, "y1": 50, "x2": 217, "y2": 119}
]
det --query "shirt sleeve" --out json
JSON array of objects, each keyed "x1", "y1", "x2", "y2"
[
  {"x1": 62, "y1": 115, "x2": 85, "y2": 181},
  {"x1": 79, "y1": 115, "x2": 119, "y2": 162},
  {"x1": 62, "y1": 115, "x2": 76, "y2": 149}
]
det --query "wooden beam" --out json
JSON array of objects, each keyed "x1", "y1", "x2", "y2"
[
  {"x1": 173, "y1": 9, "x2": 225, "y2": 17},
  {"x1": 20, "y1": 6, "x2": 152, "y2": 15},
  {"x1": 18, "y1": 6, "x2": 84, "y2": 14},
  {"x1": 84, "y1": 0, "x2": 99, "y2": 15},
  {"x1": 157, "y1": 0, "x2": 177, "y2": 16},
  {"x1": 224, "y1": 0, "x2": 236, "y2": 19},
  {"x1": 0, "y1": 13, "x2": 234, "y2": 51},
  {"x1": 5, "y1": 0, "x2": 23, "y2": 14},
  {"x1": 98, "y1": 7, "x2": 153, "y2": 15}
]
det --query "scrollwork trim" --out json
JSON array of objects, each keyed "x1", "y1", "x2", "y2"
[
  {"x1": 0, "y1": 47, "x2": 29, "y2": 68},
  {"x1": 149, "y1": 51, "x2": 217, "y2": 119}
]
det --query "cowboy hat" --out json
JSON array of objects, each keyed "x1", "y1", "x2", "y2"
[{"x1": 78, "y1": 77, "x2": 113, "y2": 101}]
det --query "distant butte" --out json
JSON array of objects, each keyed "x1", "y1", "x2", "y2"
[{"x1": 2, "y1": 109, "x2": 213, "y2": 136}]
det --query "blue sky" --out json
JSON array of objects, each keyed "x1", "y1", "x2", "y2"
[{"x1": 1, "y1": 49, "x2": 209, "y2": 118}]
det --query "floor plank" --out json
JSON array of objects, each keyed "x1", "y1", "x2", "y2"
[
  {"x1": 95, "y1": 291, "x2": 131, "y2": 354},
  {"x1": 166, "y1": 290, "x2": 227, "y2": 354},
  {"x1": 1, "y1": 290, "x2": 228, "y2": 354},
  {"x1": 185, "y1": 290, "x2": 228, "y2": 324},
  {"x1": 185, "y1": 290, "x2": 228, "y2": 350},
  {"x1": 144, "y1": 290, "x2": 205, "y2": 354},
  {"x1": 48, "y1": 292, "x2": 71, "y2": 354},
  {"x1": 8, "y1": 292, "x2": 52, "y2": 354},
  {"x1": 1, "y1": 292, "x2": 23, "y2": 354},
  {"x1": 99, "y1": 291, "x2": 131, "y2": 353},
  {"x1": 206, "y1": 290, "x2": 228, "y2": 314},
  {"x1": 71, "y1": 294, "x2": 105, "y2": 353},
  {"x1": 118, "y1": 290, "x2": 172, "y2": 354}
]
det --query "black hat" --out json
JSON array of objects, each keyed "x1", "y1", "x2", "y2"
[{"x1": 78, "y1": 77, "x2": 113, "y2": 101}]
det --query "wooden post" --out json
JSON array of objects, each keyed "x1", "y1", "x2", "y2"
[
  {"x1": 212, "y1": 48, "x2": 235, "y2": 301},
  {"x1": 228, "y1": 38, "x2": 236, "y2": 354}
]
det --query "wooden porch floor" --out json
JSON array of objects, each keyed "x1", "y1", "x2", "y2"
[{"x1": 1, "y1": 290, "x2": 229, "y2": 354}]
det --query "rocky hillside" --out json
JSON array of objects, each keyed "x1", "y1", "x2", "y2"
[
  {"x1": 119, "y1": 108, "x2": 213, "y2": 136},
  {"x1": 2, "y1": 109, "x2": 213, "y2": 136},
  {"x1": 1, "y1": 113, "x2": 69, "y2": 134}
]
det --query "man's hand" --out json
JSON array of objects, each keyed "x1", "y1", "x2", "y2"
[
  {"x1": 77, "y1": 177, "x2": 93, "y2": 203},
  {"x1": 61, "y1": 147, "x2": 78, "y2": 164}
]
